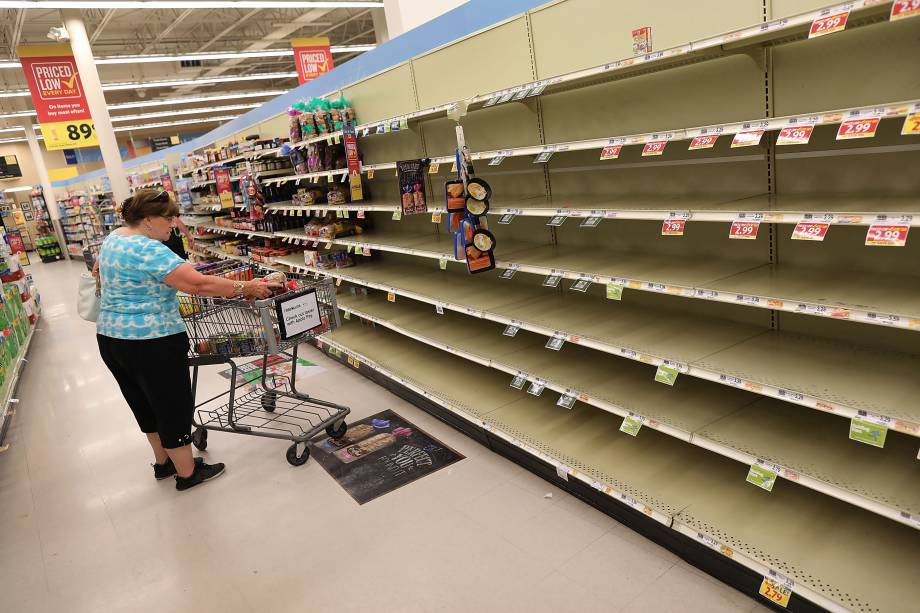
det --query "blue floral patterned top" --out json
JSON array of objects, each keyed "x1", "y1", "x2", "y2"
[{"x1": 96, "y1": 232, "x2": 186, "y2": 340}]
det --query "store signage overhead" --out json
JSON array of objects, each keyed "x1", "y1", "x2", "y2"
[
  {"x1": 291, "y1": 37, "x2": 333, "y2": 84},
  {"x1": 16, "y1": 43, "x2": 98, "y2": 151}
]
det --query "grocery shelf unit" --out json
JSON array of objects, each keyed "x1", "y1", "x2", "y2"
[
  {"x1": 280, "y1": 2, "x2": 920, "y2": 611},
  {"x1": 62, "y1": 1, "x2": 920, "y2": 610}
]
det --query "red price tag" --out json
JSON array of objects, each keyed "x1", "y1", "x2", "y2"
[
  {"x1": 642, "y1": 141, "x2": 667, "y2": 156},
  {"x1": 865, "y1": 224, "x2": 909, "y2": 246},
  {"x1": 792, "y1": 222, "x2": 830, "y2": 241},
  {"x1": 809, "y1": 10, "x2": 849, "y2": 38},
  {"x1": 600, "y1": 145, "x2": 622, "y2": 160},
  {"x1": 776, "y1": 125, "x2": 814, "y2": 146},
  {"x1": 837, "y1": 117, "x2": 880, "y2": 140},
  {"x1": 891, "y1": 0, "x2": 920, "y2": 21},
  {"x1": 729, "y1": 220, "x2": 760, "y2": 240},
  {"x1": 688, "y1": 135, "x2": 718, "y2": 150},
  {"x1": 661, "y1": 219, "x2": 685, "y2": 236},
  {"x1": 731, "y1": 130, "x2": 764, "y2": 148},
  {"x1": 902, "y1": 112, "x2": 920, "y2": 135}
]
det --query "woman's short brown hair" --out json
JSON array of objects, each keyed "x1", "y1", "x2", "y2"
[{"x1": 119, "y1": 189, "x2": 180, "y2": 226}]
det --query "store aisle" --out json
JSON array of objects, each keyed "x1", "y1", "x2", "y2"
[{"x1": 0, "y1": 260, "x2": 770, "y2": 613}]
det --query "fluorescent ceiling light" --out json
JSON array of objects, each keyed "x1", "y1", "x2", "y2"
[
  {"x1": 110, "y1": 102, "x2": 260, "y2": 122},
  {"x1": 0, "y1": 71, "x2": 297, "y2": 97},
  {"x1": 3, "y1": 186, "x2": 32, "y2": 193},
  {"x1": 0, "y1": 2, "x2": 383, "y2": 8},
  {"x1": 0, "y1": 45, "x2": 373, "y2": 69},
  {"x1": 113, "y1": 114, "x2": 240, "y2": 132}
]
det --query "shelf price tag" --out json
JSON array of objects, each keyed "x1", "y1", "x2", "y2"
[
  {"x1": 580, "y1": 216, "x2": 602, "y2": 228},
  {"x1": 902, "y1": 109, "x2": 920, "y2": 135},
  {"x1": 641, "y1": 140, "x2": 667, "y2": 156},
  {"x1": 729, "y1": 214, "x2": 761, "y2": 240},
  {"x1": 730, "y1": 130, "x2": 764, "y2": 148},
  {"x1": 497, "y1": 91, "x2": 515, "y2": 104},
  {"x1": 837, "y1": 116, "x2": 880, "y2": 140},
  {"x1": 483, "y1": 94, "x2": 501, "y2": 107},
  {"x1": 503, "y1": 323, "x2": 520, "y2": 337},
  {"x1": 849, "y1": 413, "x2": 889, "y2": 448},
  {"x1": 746, "y1": 460, "x2": 780, "y2": 492},
  {"x1": 499, "y1": 213, "x2": 516, "y2": 224},
  {"x1": 791, "y1": 221, "x2": 830, "y2": 241},
  {"x1": 865, "y1": 220, "x2": 910, "y2": 246},
  {"x1": 435, "y1": 303, "x2": 444, "y2": 315},
  {"x1": 362, "y1": 246, "x2": 371, "y2": 256},
  {"x1": 534, "y1": 146, "x2": 555, "y2": 163},
  {"x1": 606, "y1": 283, "x2": 624, "y2": 300},
  {"x1": 759, "y1": 578, "x2": 792, "y2": 608},
  {"x1": 892, "y1": 0, "x2": 920, "y2": 20},
  {"x1": 557, "y1": 394, "x2": 576, "y2": 409},
  {"x1": 500, "y1": 266, "x2": 518, "y2": 280},
  {"x1": 547, "y1": 214, "x2": 567, "y2": 227},
  {"x1": 387, "y1": 292, "x2": 396, "y2": 303},
  {"x1": 510, "y1": 373, "x2": 527, "y2": 389},
  {"x1": 543, "y1": 273, "x2": 562, "y2": 288},
  {"x1": 527, "y1": 379, "x2": 546, "y2": 396},
  {"x1": 366, "y1": 169, "x2": 374, "y2": 180},
  {"x1": 439, "y1": 256, "x2": 447, "y2": 270},
  {"x1": 545, "y1": 333, "x2": 566, "y2": 351},
  {"x1": 429, "y1": 162, "x2": 440, "y2": 174},
  {"x1": 654, "y1": 364, "x2": 679, "y2": 385},
  {"x1": 569, "y1": 277, "x2": 592, "y2": 292},
  {"x1": 776, "y1": 124, "x2": 815, "y2": 146},
  {"x1": 661, "y1": 216, "x2": 687, "y2": 236},
  {"x1": 620, "y1": 414, "x2": 644, "y2": 436},
  {"x1": 490, "y1": 150, "x2": 512, "y2": 166},
  {"x1": 392, "y1": 210, "x2": 402, "y2": 221},
  {"x1": 688, "y1": 135, "x2": 718, "y2": 150},
  {"x1": 431, "y1": 212, "x2": 442, "y2": 224},
  {"x1": 809, "y1": 9, "x2": 849, "y2": 38},
  {"x1": 600, "y1": 144, "x2": 622, "y2": 160}
]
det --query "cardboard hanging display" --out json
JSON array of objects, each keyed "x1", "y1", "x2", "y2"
[
  {"x1": 396, "y1": 159, "x2": 428, "y2": 216},
  {"x1": 342, "y1": 122, "x2": 364, "y2": 202}
]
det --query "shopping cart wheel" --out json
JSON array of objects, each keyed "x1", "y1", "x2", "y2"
[
  {"x1": 191, "y1": 428, "x2": 207, "y2": 451},
  {"x1": 325, "y1": 420, "x2": 348, "y2": 439},
  {"x1": 261, "y1": 391, "x2": 277, "y2": 412},
  {"x1": 286, "y1": 443, "x2": 310, "y2": 466}
]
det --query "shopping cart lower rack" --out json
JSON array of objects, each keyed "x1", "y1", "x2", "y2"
[{"x1": 180, "y1": 267, "x2": 349, "y2": 466}]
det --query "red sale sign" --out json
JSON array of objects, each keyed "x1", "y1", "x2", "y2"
[
  {"x1": 600, "y1": 145, "x2": 622, "y2": 160},
  {"x1": 891, "y1": 0, "x2": 920, "y2": 21},
  {"x1": 291, "y1": 37, "x2": 334, "y2": 84},
  {"x1": 776, "y1": 125, "x2": 814, "y2": 146},
  {"x1": 792, "y1": 222, "x2": 830, "y2": 241},
  {"x1": 642, "y1": 141, "x2": 667, "y2": 156},
  {"x1": 837, "y1": 117, "x2": 880, "y2": 140},
  {"x1": 865, "y1": 224, "x2": 909, "y2": 246},
  {"x1": 17, "y1": 43, "x2": 97, "y2": 150},
  {"x1": 689, "y1": 135, "x2": 718, "y2": 150},
  {"x1": 729, "y1": 220, "x2": 760, "y2": 239},
  {"x1": 809, "y1": 10, "x2": 849, "y2": 38},
  {"x1": 215, "y1": 168, "x2": 233, "y2": 209},
  {"x1": 661, "y1": 219, "x2": 685, "y2": 236}
]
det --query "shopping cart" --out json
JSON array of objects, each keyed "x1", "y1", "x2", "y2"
[{"x1": 180, "y1": 263, "x2": 350, "y2": 465}]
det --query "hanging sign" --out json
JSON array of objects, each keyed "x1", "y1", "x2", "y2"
[
  {"x1": 215, "y1": 168, "x2": 234, "y2": 209},
  {"x1": 631, "y1": 26, "x2": 653, "y2": 55},
  {"x1": 291, "y1": 37, "x2": 333, "y2": 84},
  {"x1": 17, "y1": 43, "x2": 98, "y2": 150},
  {"x1": 891, "y1": 0, "x2": 920, "y2": 20},
  {"x1": 342, "y1": 123, "x2": 364, "y2": 202}
]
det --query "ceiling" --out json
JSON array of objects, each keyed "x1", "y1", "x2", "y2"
[{"x1": 0, "y1": 4, "x2": 380, "y2": 139}]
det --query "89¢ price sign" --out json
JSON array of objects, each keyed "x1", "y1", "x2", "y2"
[{"x1": 41, "y1": 120, "x2": 98, "y2": 150}]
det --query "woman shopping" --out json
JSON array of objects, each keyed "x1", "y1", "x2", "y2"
[{"x1": 96, "y1": 189, "x2": 279, "y2": 491}]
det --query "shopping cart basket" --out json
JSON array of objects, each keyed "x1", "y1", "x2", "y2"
[{"x1": 180, "y1": 264, "x2": 350, "y2": 466}]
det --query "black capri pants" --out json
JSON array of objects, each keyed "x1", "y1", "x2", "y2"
[{"x1": 97, "y1": 332, "x2": 194, "y2": 449}]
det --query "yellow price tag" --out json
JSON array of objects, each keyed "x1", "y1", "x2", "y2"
[
  {"x1": 352, "y1": 358, "x2": 361, "y2": 369},
  {"x1": 335, "y1": 278, "x2": 342, "y2": 286},
  {"x1": 429, "y1": 163, "x2": 440, "y2": 174},
  {"x1": 387, "y1": 292, "x2": 396, "y2": 303},
  {"x1": 431, "y1": 213, "x2": 442, "y2": 224},
  {"x1": 40, "y1": 119, "x2": 99, "y2": 150},
  {"x1": 450, "y1": 161, "x2": 457, "y2": 173},
  {"x1": 367, "y1": 169, "x2": 374, "y2": 179},
  {"x1": 902, "y1": 112, "x2": 920, "y2": 135},
  {"x1": 758, "y1": 579, "x2": 791, "y2": 608}
]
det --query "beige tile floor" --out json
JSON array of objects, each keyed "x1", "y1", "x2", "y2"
[{"x1": 0, "y1": 259, "x2": 773, "y2": 613}]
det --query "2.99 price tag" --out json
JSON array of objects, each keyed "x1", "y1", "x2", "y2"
[
  {"x1": 809, "y1": 10, "x2": 849, "y2": 38},
  {"x1": 865, "y1": 224, "x2": 909, "y2": 246},
  {"x1": 729, "y1": 219, "x2": 760, "y2": 240},
  {"x1": 791, "y1": 221, "x2": 830, "y2": 241},
  {"x1": 776, "y1": 125, "x2": 814, "y2": 146},
  {"x1": 891, "y1": 0, "x2": 920, "y2": 21},
  {"x1": 688, "y1": 135, "x2": 718, "y2": 150},
  {"x1": 902, "y1": 112, "x2": 920, "y2": 135},
  {"x1": 642, "y1": 140, "x2": 667, "y2": 156},
  {"x1": 600, "y1": 144, "x2": 622, "y2": 160},
  {"x1": 661, "y1": 218, "x2": 685, "y2": 236},
  {"x1": 837, "y1": 117, "x2": 880, "y2": 140}
]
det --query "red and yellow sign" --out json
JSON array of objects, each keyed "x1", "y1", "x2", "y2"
[
  {"x1": 291, "y1": 37, "x2": 334, "y2": 84},
  {"x1": 17, "y1": 43, "x2": 97, "y2": 151},
  {"x1": 215, "y1": 168, "x2": 234, "y2": 209}
]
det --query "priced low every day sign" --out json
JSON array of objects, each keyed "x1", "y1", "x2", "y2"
[{"x1": 17, "y1": 43, "x2": 98, "y2": 151}]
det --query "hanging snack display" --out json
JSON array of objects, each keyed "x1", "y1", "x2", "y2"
[
  {"x1": 396, "y1": 159, "x2": 429, "y2": 216},
  {"x1": 447, "y1": 125, "x2": 496, "y2": 274}
]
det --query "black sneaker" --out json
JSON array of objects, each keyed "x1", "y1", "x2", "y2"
[
  {"x1": 175, "y1": 461, "x2": 226, "y2": 491},
  {"x1": 154, "y1": 456, "x2": 204, "y2": 480}
]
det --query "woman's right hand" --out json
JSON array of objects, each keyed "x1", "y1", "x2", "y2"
[{"x1": 242, "y1": 279, "x2": 280, "y2": 299}]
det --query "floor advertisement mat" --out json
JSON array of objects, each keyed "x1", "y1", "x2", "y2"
[{"x1": 310, "y1": 409, "x2": 464, "y2": 504}]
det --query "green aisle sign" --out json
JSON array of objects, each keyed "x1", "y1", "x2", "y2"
[{"x1": 849, "y1": 417, "x2": 888, "y2": 448}]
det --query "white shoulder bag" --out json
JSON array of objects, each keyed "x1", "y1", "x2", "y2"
[{"x1": 78, "y1": 271, "x2": 101, "y2": 322}]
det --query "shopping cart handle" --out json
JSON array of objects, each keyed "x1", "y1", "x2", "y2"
[{"x1": 188, "y1": 355, "x2": 233, "y2": 367}]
